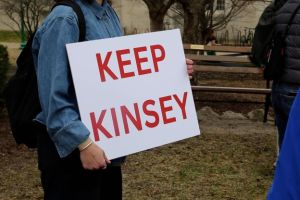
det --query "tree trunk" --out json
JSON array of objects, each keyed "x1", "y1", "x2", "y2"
[
  {"x1": 143, "y1": 0, "x2": 176, "y2": 32},
  {"x1": 150, "y1": 16, "x2": 164, "y2": 32},
  {"x1": 181, "y1": 1, "x2": 201, "y2": 44},
  {"x1": 183, "y1": 12, "x2": 196, "y2": 43}
]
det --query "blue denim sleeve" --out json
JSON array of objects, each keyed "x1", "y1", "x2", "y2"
[{"x1": 35, "y1": 14, "x2": 89, "y2": 158}]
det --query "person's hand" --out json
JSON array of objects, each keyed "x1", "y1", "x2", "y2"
[
  {"x1": 79, "y1": 138, "x2": 111, "y2": 170},
  {"x1": 186, "y1": 58, "x2": 194, "y2": 79}
]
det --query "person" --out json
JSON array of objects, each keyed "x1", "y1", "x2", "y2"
[
  {"x1": 250, "y1": 0, "x2": 285, "y2": 67},
  {"x1": 31, "y1": 0, "x2": 194, "y2": 199},
  {"x1": 205, "y1": 29, "x2": 219, "y2": 56},
  {"x1": 271, "y1": 0, "x2": 299, "y2": 154},
  {"x1": 250, "y1": 0, "x2": 288, "y2": 167}
]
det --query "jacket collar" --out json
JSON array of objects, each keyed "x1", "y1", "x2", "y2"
[{"x1": 88, "y1": 0, "x2": 109, "y2": 19}]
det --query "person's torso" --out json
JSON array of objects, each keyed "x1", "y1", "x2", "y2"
[
  {"x1": 275, "y1": 0, "x2": 300, "y2": 85},
  {"x1": 32, "y1": 0, "x2": 123, "y2": 123},
  {"x1": 31, "y1": 0, "x2": 126, "y2": 164}
]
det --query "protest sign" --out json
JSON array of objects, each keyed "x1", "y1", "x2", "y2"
[{"x1": 66, "y1": 29, "x2": 200, "y2": 159}]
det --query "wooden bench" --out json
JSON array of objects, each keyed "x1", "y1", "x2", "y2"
[{"x1": 184, "y1": 44, "x2": 271, "y2": 122}]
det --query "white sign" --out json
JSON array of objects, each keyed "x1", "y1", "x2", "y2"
[{"x1": 66, "y1": 29, "x2": 200, "y2": 159}]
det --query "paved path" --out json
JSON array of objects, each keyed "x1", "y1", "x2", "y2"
[{"x1": 0, "y1": 42, "x2": 20, "y2": 49}]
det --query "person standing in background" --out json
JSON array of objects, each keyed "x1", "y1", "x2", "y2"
[
  {"x1": 271, "y1": 0, "x2": 299, "y2": 153},
  {"x1": 205, "y1": 29, "x2": 220, "y2": 56}
]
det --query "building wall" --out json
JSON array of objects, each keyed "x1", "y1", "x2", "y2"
[
  {"x1": 113, "y1": 0, "x2": 269, "y2": 44},
  {"x1": 0, "y1": 0, "x2": 151, "y2": 33},
  {"x1": 217, "y1": 1, "x2": 269, "y2": 44},
  {"x1": 112, "y1": 0, "x2": 150, "y2": 35},
  {"x1": 0, "y1": 4, "x2": 19, "y2": 31},
  {"x1": 0, "y1": 0, "x2": 268, "y2": 45},
  {"x1": 226, "y1": 1, "x2": 268, "y2": 30}
]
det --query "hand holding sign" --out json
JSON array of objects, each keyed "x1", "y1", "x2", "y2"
[
  {"x1": 79, "y1": 138, "x2": 110, "y2": 170},
  {"x1": 186, "y1": 58, "x2": 194, "y2": 79},
  {"x1": 66, "y1": 29, "x2": 200, "y2": 159}
]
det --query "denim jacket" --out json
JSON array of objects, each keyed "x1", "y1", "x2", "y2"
[{"x1": 32, "y1": 0, "x2": 123, "y2": 158}]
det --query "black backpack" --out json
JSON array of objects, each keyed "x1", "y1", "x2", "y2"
[
  {"x1": 250, "y1": 1, "x2": 286, "y2": 68},
  {"x1": 264, "y1": 3, "x2": 300, "y2": 80},
  {"x1": 3, "y1": 0, "x2": 86, "y2": 148}
]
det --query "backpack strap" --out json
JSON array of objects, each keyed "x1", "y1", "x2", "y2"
[{"x1": 52, "y1": 0, "x2": 86, "y2": 42}]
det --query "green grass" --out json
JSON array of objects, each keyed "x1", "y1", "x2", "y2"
[{"x1": 0, "y1": 31, "x2": 20, "y2": 42}]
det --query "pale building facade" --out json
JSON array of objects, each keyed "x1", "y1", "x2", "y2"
[
  {"x1": 0, "y1": 8, "x2": 18, "y2": 30},
  {"x1": 216, "y1": 0, "x2": 270, "y2": 44},
  {"x1": 0, "y1": 0, "x2": 269, "y2": 44},
  {"x1": 111, "y1": 0, "x2": 150, "y2": 34},
  {"x1": 112, "y1": 0, "x2": 270, "y2": 44}
]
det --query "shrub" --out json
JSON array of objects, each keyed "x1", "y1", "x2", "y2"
[{"x1": 0, "y1": 44, "x2": 10, "y2": 107}]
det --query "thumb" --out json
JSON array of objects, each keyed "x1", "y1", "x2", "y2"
[{"x1": 104, "y1": 152, "x2": 111, "y2": 164}]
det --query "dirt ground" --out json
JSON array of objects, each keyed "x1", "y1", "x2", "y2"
[
  {"x1": 0, "y1": 107, "x2": 277, "y2": 200},
  {"x1": 0, "y1": 97, "x2": 277, "y2": 200},
  {"x1": 0, "y1": 47, "x2": 277, "y2": 199}
]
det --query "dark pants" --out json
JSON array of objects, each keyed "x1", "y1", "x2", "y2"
[
  {"x1": 271, "y1": 82, "x2": 299, "y2": 150},
  {"x1": 36, "y1": 123, "x2": 122, "y2": 200}
]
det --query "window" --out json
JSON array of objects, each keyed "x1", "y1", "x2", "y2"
[{"x1": 216, "y1": 0, "x2": 225, "y2": 11}]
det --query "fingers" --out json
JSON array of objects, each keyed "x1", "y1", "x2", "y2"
[
  {"x1": 81, "y1": 156, "x2": 105, "y2": 170},
  {"x1": 187, "y1": 67, "x2": 194, "y2": 74},
  {"x1": 80, "y1": 144, "x2": 110, "y2": 170},
  {"x1": 86, "y1": 158, "x2": 106, "y2": 170},
  {"x1": 104, "y1": 152, "x2": 111, "y2": 165},
  {"x1": 99, "y1": 152, "x2": 111, "y2": 170},
  {"x1": 94, "y1": 153, "x2": 107, "y2": 170},
  {"x1": 186, "y1": 58, "x2": 194, "y2": 77},
  {"x1": 186, "y1": 58, "x2": 194, "y2": 65}
]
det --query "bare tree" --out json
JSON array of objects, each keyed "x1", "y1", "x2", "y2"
[
  {"x1": 142, "y1": 0, "x2": 176, "y2": 31},
  {"x1": 0, "y1": 0, "x2": 52, "y2": 37},
  {"x1": 177, "y1": 0, "x2": 259, "y2": 44},
  {"x1": 141, "y1": 0, "x2": 266, "y2": 43}
]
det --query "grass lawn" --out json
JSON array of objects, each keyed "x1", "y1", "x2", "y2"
[
  {"x1": 1, "y1": 38, "x2": 277, "y2": 200},
  {"x1": 123, "y1": 131, "x2": 276, "y2": 200},
  {"x1": 0, "y1": 30, "x2": 20, "y2": 43},
  {"x1": 0, "y1": 115, "x2": 277, "y2": 200}
]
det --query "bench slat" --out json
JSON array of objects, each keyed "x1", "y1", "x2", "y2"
[
  {"x1": 192, "y1": 86, "x2": 271, "y2": 94},
  {"x1": 184, "y1": 44, "x2": 251, "y2": 53},
  {"x1": 193, "y1": 65, "x2": 262, "y2": 74},
  {"x1": 186, "y1": 54, "x2": 252, "y2": 63},
  {"x1": 185, "y1": 44, "x2": 271, "y2": 122}
]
